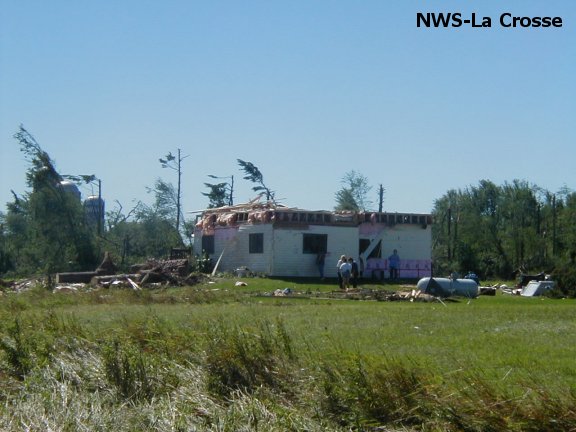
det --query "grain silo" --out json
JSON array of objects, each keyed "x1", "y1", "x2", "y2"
[
  {"x1": 58, "y1": 180, "x2": 81, "y2": 202},
  {"x1": 84, "y1": 195, "x2": 105, "y2": 233}
]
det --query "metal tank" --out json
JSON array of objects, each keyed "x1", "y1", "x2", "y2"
[
  {"x1": 417, "y1": 277, "x2": 479, "y2": 298},
  {"x1": 83, "y1": 195, "x2": 105, "y2": 231},
  {"x1": 58, "y1": 180, "x2": 81, "y2": 201}
]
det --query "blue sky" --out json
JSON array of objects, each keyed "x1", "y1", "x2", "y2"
[{"x1": 1, "y1": 1, "x2": 575, "y2": 216}]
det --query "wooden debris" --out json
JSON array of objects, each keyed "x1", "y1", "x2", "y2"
[
  {"x1": 56, "y1": 271, "x2": 97, "y2": 284},
  {"x1": 479, "y1": 286, "x2": 497, "y2": 296},
  {"x1": 95, "y1": 251, "x2": 117, "y2": 275},
  {"x1": 126, "y1": 277, "x2": 141, "y2": 291}
]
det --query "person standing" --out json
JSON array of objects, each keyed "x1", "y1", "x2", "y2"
[
  {"x1": 349, "y1": 257, "x2": 359, "y2": 288},
  {"x1": 336, "y1": 255, "x2": 346, "y2": 288},
  {"x1": 339, "y1": 258, "x2": 352, "y2": 290},
  {"x1": 316, "y1": 252, "x2": 326, "y2": 279},
  {"x1": 388, "y1": 249, "x2": 400, "y2": 280}
]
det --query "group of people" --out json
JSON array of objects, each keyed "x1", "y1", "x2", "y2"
[
  {"x1": 336, "y1": 255, "x2": 359, "y2": 289},
  {"x1": 316, "y1": 249, "x2": 401, "y2": 289}
]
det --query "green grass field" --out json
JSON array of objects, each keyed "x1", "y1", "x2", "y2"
[{"x1": 0, "y1": 276, "x2": 574, "y2": 431}]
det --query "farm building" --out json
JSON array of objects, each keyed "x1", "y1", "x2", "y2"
[{"x1": 192, "y1": 200, "x2": 433, "y2": 279}]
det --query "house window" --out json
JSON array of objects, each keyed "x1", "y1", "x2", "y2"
[
  {"x1": 249, "y1": 233, "x2": 264, "y2": 254},
  {"x1": 201, "y1": 235, "x2": 215, "y2": 254},
  {"x1": 303, "y1": 234, "x2": 327, "y2": 254}
]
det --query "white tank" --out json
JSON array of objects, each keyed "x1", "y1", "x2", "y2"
[
  {"x1": 84, "y1": 196, "x2": 105, "y2": 228},
  {"x1": 58, "y1": 180, "x2": 81, "y2": 201},
  {"x1": 417, "y1": 277, "x2": 479, "y2": 298}
]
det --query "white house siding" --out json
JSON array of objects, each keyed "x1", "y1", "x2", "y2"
[
  {"x1": 270, "y1": 225, "x2": 357, "y2": 277},
  {"x1": 360, "y1": 223, "x2": 432, "y2": 278},
  {"x1": 373, "y1": 224, "x2": 431, "y2": 260},
  {"x1": 206, "y1": 224, "x2": 274, "y2": 274}
]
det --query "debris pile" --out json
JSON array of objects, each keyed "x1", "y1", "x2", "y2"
[
  {"x1": 0, "y1": 278, "x2": 41, "y2": 293},
  {"x1": 273, "y1": 288, "x2": 292, "y2": 296},
  {"x1": 383, "y1": 289, "x2": 437, "y2": 302},
  {"x1": 137, "y1": 258, "x2": 191, "y2": 284},
  {"x1": 92, "y1": 258, "x2": 199, "y2": 289},
  {"x1": 95, "y1": 251, "x2": 117, "y2": 275},
  {"x1": 289, "y1": 287, "x2": 444, "y2": 302},
  {"x1": 51, "y1": 252, "x2": 206, "y2": 291},
  {"x1": 479, "y1": 285, "x2": 498, "y2": 296}
]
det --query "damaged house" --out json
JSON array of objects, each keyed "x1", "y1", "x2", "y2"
[{"x1": 192, "y1": 200, "x2": 433, "y2": 279}]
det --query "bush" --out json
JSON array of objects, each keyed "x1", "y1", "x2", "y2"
[{"x1": 551, "y1": 257, "x2": 576, "y2": 298}]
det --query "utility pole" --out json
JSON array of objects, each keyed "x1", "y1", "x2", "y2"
[
  {"x1": 378, "y1": 184, "x2": 384, "y2": 213},
  {"x1": 176, "y1": 148, "x2": 182, "y2": 232},
  {"x1": 229, "y1": 175, "x2": 234, "y2": 206},
  {"x1": 97, "y1": 178, "x2": 102, "y2": 236},
  {"x1": 447, "y1": 207, "x2": 452, "y2": 260},
  {"x1": 552, "y1": 194, "x2": 557, "y2": 257}
]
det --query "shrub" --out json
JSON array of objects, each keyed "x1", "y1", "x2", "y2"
[{"x1": 551, "y1": 257, "x2": 576, "y2": 298}]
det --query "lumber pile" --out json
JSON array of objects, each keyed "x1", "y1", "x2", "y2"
[
  {"x1": 91, "y1": 258, "x2": 194, "y2": 288},
  {"x1": 55, "y1": 253, "x2": 198, "y2": 290}
]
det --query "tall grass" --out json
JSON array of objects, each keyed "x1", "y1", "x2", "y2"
[
  {"x1": 0, "y1": 280, "x2": 575, "y2": 430},
  {"x1": 204, "y1": 317, "x2": 297, "y2": 398}
]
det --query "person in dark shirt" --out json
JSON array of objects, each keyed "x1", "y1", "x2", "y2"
[
  {"x1": 316, "y1": 252, "x2": 326, "y2": 279},
  {"x1": 349, "y1": 257, "x2": 360, "y2": 288},
  {"x1": 388, "y1": 249, "x2": 400, "y2": 280}
]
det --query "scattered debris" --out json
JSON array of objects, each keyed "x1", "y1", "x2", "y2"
[
  {"x1": 235, "y1": 266, "x2": 251, "y2": 277},
  {"x1": 49, "y1": 253, "x2": 207, "y2": 291},
  {"x1": 501, "y1": 286, "x2": 523, "y2": 295},
  {"x1": 521, "y1": 280, "x2": 555, "y2": 297},
  {"x1": 53, "y1": 284, "x2": 80, "y2": 294},
  {"x1": 95, "y1": 251, "x2": 117, "y2": 275},
  {"x1": 378, "y1": 289, "x2": 437, "y2": 302},
  {"x1": 273, "y1": 288, "x2": 292, "y2": 296},
  {"x1": 479, "y1": 285, "x2": 497, "y2": 296},
  {"x1": 56, "y1": 271, "x2": 98, "y2": 284},
  {"x1": 2, "y1": 278, "x2": 42, "y2": 293},
  {"x1": 126, "y1": 277, "x2": 141, "y2": 291},
  {"x1": 516, "y1": 271, "x2": 547, "y2": 288}
]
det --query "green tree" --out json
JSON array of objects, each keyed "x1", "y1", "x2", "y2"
[
  {"x1": 146, "y1": 177, "x2": 188, "y2": 246},
  {"x1": 553, "y1": 192, "x2": 576, "y2": 296},
  {"x1": 203, "y1": 174, "x2": 234, "y2": 208},
  {"x1": 334, "y1": 188, "x2": 359, "y2": 212},
  {"x1": 237, "y1": 159, "x2": 275, "y2": 202},
  {"x1": 431, "y1": 189, "x2": 462, "y2": 275},
  {"x1": 465, "y1": 180, "x2": 508, "y2": 276},
  {"x1": 499, "y1": 180, "x2": 541, "y2": 270},
  {"x1": 334, "y1": 171, "x2": 372, "y2": 211},
  {"x1": 103, "y1": 200, "x2": 184, "y2": 267},
  {"x1": 9, "y1": 126, "x2": 97, "y2": 278},
  {"x1": 202, "y1": 182, "x2": 229, "y2": 208},
  {"x1": 0, "y1": 193, "x2": 28, "y2": 274},
  {"x1": 147, "y1": 179, "x2": 178, "y2": 223},
  {"x1": 432, "y1": 179, "x2": 563, "y2": 280}
]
